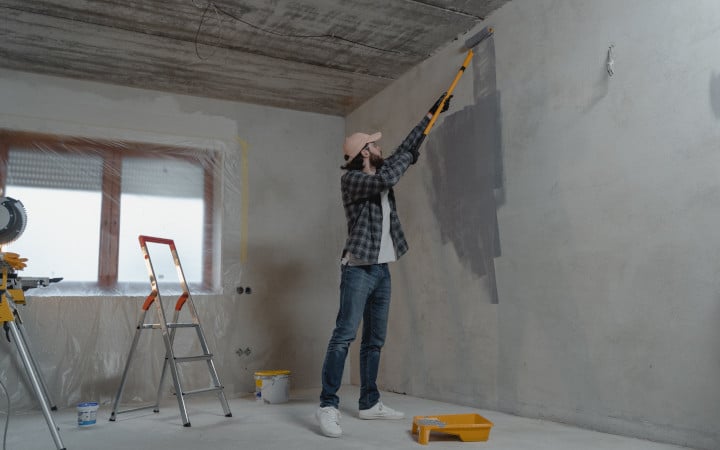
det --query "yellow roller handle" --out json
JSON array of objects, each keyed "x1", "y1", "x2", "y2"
[{"x1": 423, "y1": 49, "x2": 474, "y2": 135}]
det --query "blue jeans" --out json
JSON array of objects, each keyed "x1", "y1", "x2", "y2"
[{"x1": 320, "y1": 264, "x2": 391, "y2": 410}]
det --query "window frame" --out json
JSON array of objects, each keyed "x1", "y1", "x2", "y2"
[{"x1": 0, "y1": 129, "x2": 217, "y2": 292}]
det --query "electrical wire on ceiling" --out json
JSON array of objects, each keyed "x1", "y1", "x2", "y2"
[
  {"x1": 194, "y1": 1, "x2": 224, "y2": 59},
  {"x1": 403, "y1": 0, "x2": 485, "y2": 20},
  {"x1": 192, "y1": 0, "x2": 426, "y2": 61}
]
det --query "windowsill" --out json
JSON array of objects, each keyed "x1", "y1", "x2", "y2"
[{"x1": 20, "y1": 281, "x2": 220, "y2": 297}]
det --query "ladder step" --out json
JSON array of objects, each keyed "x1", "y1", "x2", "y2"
[
  {"x1": 167, "y1": 323, "x2": 198, "y2": 329},
  {"x1": 111, "y1": 404, "x2": 157, "y2": 417},
  {"x1": 181, "y1": 386, "x2": 224, "y2": 397},
  {"x1": 139, "y1": 322, "x2": 198, "y2": 329},
  {"x1": 174, "y1": 354, "x2": 212, "y2": 363}
]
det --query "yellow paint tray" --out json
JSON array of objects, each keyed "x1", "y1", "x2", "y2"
[{"x1": 412, "y1": 413, "x2": 493, "y2": 445}]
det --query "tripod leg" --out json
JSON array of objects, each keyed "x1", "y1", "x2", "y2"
[
  {"x1": 13, "y1": 316, "x2": 57, "y2": 410},
  {"x1": 8, "y1": 321, "x2": 66, "y2": 450}
]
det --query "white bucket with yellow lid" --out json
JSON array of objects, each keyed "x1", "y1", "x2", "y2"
[{"x1": 254, "y1": 370, "x2": 290, "y2": 404}]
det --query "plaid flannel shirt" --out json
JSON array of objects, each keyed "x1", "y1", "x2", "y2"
[{"x1": 341, "y1": 115, "x2": 430, "y2": 264}]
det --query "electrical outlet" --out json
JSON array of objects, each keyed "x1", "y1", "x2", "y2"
[
  {"x1": 236, "y1": 286, "x2": 252, "y2": 294},
  {"x1": 235, "y1": 347, "x2": 252, "y2": 357}
]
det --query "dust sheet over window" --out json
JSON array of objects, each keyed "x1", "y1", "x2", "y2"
[{"x1": 0, "y1": 131, "x2": 227, "y2": 296}]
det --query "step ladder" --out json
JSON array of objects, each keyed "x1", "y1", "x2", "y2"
[{"x1": 109, "y1": 235, "x2": 232, "y2": 427}]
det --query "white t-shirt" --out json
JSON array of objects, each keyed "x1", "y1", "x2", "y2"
[{"x1": 377, "y1": 189, "x2": 397, "y2": 264}]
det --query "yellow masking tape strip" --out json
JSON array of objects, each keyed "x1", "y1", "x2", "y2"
[{"x1": 236, "y1": 138, "x2": 250, "y2": 263}]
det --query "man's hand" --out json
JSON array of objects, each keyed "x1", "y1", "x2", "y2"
[{"x1": 428, "y1": 92, "x2": 453, "y2": 115}]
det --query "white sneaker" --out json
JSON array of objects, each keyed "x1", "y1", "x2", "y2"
[
  {"x1": 358, "y1": 401, "x2": 405, "y2": 420},
  {"x1": 316, "y1": 406, "x2": 342, "y2": 437}
]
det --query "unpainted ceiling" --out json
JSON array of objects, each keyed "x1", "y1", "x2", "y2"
[{"x1": 0, "y1": 1, "x2": 509, "y2": 116}]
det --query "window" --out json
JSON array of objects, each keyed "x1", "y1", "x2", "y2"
[{"x1": 0, "y1": 130, "x2": 219, "y2": 294}]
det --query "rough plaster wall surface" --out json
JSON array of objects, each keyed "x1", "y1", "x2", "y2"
[
  {"x1": 346, "y1": 0, "x2": 720, "y2": 448},
  {"x1": 490, "y1": 1, "x2": 720, "y2": 449},
  {"x1": 0, "y1": 68, "x2": 344, "y2": 410}
]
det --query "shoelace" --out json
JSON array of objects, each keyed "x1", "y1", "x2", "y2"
[
  {"x1": 323, "y1": 408, "x2": 341, "y2": 423},
  {"x1": 377, "y1": 402, "x2": 391, "y2": 412}
]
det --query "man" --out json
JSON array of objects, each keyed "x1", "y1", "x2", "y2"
[{"x1": 316, "y1": 94, "x2": 452, "y2": 438}]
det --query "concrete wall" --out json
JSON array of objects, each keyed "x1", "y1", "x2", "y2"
[
  {"x1": 346, "y1": 1, "x2": 720, "y2": 449},
  {"x1": 3, "y1": 0, "x2": 720, "y2": 447},
  {"x1": 0, "y1": 68, "x2": 345, "y2": 410}
]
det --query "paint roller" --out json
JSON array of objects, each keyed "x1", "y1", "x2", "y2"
[{"x1": 424, "y1": 26, "x2": 495, "y2": 135}]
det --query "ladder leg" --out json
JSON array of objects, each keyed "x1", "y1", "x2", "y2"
[
  {"x1": 161, "y1": 330, "x2": 191, "y2": 426},
  {"x1": 153, "y1": 310, "x2": 179, "y2": 412},
  {"x1": 110, "y1": 312, "x2": 148, "y2": 421},
  {"x1": 153, "y1": 348, "x2": 170, "y2": 412},
  {"x1": 194, "y1": 326, "x2": 232, "y2": 417},
  {"x1": 208, "y1": 358, "x2": 232, "y2": 417},
  {"x1": 8, "y1": 321, "x2": 66, "y2": 450},
  {"x1": 177, "y1": 263, "x2": 232, "y2": 418}
]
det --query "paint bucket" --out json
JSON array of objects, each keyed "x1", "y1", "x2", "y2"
[
  {"x1": 77, "y1": 401, "x2": 99, "y2": 427},
  {"x1": 254, "y1": 370, "x2": 290, "y2": 404}
]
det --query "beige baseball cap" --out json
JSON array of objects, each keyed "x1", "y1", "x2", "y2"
[{"x1": 343, "y1": 131, "x2": 382, "y2": 164}]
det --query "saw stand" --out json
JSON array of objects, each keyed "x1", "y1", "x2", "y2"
[{"x1": 0, "y1": 265, "x2": 65, "y2": 450}]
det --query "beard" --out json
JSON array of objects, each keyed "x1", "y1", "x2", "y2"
[{"x1": 369, "y1": 153, "x2": 384, "y2": 169}]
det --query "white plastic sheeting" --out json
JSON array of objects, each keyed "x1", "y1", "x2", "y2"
[{"x1": 0, "y1": 130, "x2": 244, "y2": 411}]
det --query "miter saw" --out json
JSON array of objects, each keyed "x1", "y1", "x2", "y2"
[
  {"x1": 0, "y1": 195, "x2": 66, "y2": 450},
  {"x1": 0, "y1": 197, "x2": 62, "y2": 310}
]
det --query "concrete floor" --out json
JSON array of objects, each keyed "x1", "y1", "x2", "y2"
[{"x1": 4, "y1": 386, "x2": 692, "y2": 450}]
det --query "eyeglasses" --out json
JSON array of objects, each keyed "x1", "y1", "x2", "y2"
[{"x1": 363, "y1": 142, "x2": 378, "y2": 151}]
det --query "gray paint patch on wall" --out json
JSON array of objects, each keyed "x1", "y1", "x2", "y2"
[
  {"x1": 472, "y1": 35, "x2": 504, "y2": 201},
  {"x1": 425, "y1": 36, "x2": 503, "y2": 303},
  {"x1": 710, "y1": 72, "x2": 720, "y2": 118},
  {"x1": 425, "y1": 97, "x2": 503, "y2": 303}
]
